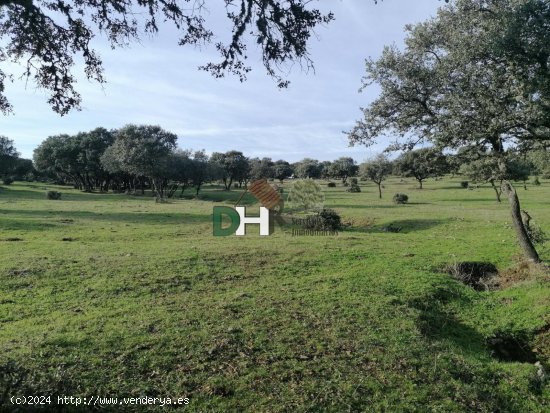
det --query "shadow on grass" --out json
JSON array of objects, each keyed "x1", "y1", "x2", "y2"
[
  {"x1": 440, "y1": 198, "x2": 501, "y2": 203},
  {"x1": 406, "y1": 282, "x2": 529, "y2": 412},
  {"x1": 0, "y1": 209, "x2": 212, "y2": 227},
  {"x1": 329, "y1": 204, "x2": 399, "y2": 209},
  {"x1": 0, "y1": 187, "x2": 144, "y2": 202},
  {"x1": 375, "y1": 218, "x2": 450, "y2": 233},
  {"x1": 198, "y1": 190, "x2": 257, "y2": 205}
]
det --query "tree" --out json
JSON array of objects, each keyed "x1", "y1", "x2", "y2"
[
  {"x1": 167, "y1": 149, "x2": 194, "y2": 198},
  {"x1": 0, "y1": 0, "x2": 335, "y2": 115},
  {"x1": 272, "y1": 160, "x2": 293, "y2": 183},
  {"x1": 33, "y1": 134, "x2": 83, "y2": 187},
  {"x1": 34, "y1": 129, "x2": 113, "y2": 190},
  {"x1": 360, "y1": 154, "x2": 392, "y2": 198},
  {"x1": 349, "y1": 0, "x2": 550, "y2": 262},
  {"x1": 319, "y1": 161, "x2": 332, "y2": 179},
  {"x1": 393, "y1": 148, "x2": 447, "y2": 189},
  {"x1": 329, "y1": 157, "x2": 358, "y2": 184},
  {"x1": 76, "y1": 128, "x2": 115, "y2": 191},
  {"x1": 294, "y1": 158, "x2": 321, "y2": 179},
  {"x1": 210, "y1": 150, "x2": 250, "y2": 190},
  {"x1": 249, "y1": 157, "x2": 274, "y2": 181},
  {"x1": 0, "y1": 136, "x2": 19, "y2": 180},
  {"x1": 526, "y1": 145, "x2": 550, "y2": 178},
  {"x1": 105, "y1": 124, "x2": 177, "y2": 201},
  {"x1": 12, "y1": 158, "x2": 36, "y2": 181},
  {"x1": 459, "y1": 156, "x2": 503, "y2": 201},
  {"x1": 189, "y1": 150, "x2": 211, "y2": 196}
]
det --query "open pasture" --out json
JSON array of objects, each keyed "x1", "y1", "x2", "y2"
[{"x1": 1, "y1": 177, "x2": 549, "y2": 412}]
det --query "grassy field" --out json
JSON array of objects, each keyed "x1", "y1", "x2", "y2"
[{"x1": 0, "y1": 177, "x2": 549, "y2": 412}]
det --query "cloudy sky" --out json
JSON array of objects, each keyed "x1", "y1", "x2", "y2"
[{"x1": 3, "y1": 0, "x2": 442, "y2": 161}]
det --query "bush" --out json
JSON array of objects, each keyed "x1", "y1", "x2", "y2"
[
  {"x1": 299, "y1": 208, "x2": 342, "y2": 232},
  {"x1": 46, "y1": 190, "x2": 62, "y2": 200},
  {"x1": 460, "y1": 181, "x2": 469, "y2": 188},
  {"x1": 393, "y1": 193, "x2": 409, "y2": 204},
  {"x1": 347, "y1": 178, "x2": 361, "y2": 193},
  {"x1": 2, "y1": 177, "x2": 14, "y2": 185},
  {"x1": 318, "y1": 208, "x2": 342, "y2": 231},
  {"x1": 327, "y1": 182, "x2": 336, "y2": 187},
  {"x1": 532, "y1": 177, "x2": 541, "y2": 186}
]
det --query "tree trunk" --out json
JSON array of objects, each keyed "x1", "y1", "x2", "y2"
[
  {"x1": 377, "y1": 182, "x2": 382, "y2": 199},
  {"x1": 418, "y1": 179, "x2": 423, "y2": 189},
  {"x1": 501, "y1": 181, "x2": 540, "y2": 263},
  {"x1": 490, "y1": 180, "x2": 501, "y2": 202}
]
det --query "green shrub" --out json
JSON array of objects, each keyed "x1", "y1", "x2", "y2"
[
  {"x1": 299, "y1": 208, "x2": 342, "y2": 232},
  {"x1": 460, "y1": 181, "x2": 469, "y2": 188},
  {"x1": 327, "y1": 182, "x2": 336, "y2": 188},
  {"x1": 347, "y1": 178, "x2": 361, "y2": 193},
  {"x1": 532, "y1": 177, "x2": 541, "y2": 186},
  {"x1": 393, "y1": 193, "x2": 409, "y2": 204},
  {"x1": 2, "y1": 177, "x2": 14, "y2": 185},
  {"x1": 46, "y1": 190, "x2": 62, "y2": 200}
]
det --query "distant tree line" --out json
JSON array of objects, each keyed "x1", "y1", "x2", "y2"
[
  {"x1": 2, "y1": 126, "x2": 547, "y2": 205},
  {"x1": 26, "y1": 125, "x2": 367, "y2": 202},
  {"x1": 0, "y1": 136, "x2": 37, "y2": 184}
]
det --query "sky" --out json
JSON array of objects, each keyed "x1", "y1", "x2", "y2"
[{"x1": 2, "y1": 0, "x2": 442, "y2": 162}]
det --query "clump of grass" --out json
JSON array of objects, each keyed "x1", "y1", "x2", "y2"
[{"x1": 445, "y1": 261, "x2": 499, "y2": 291}]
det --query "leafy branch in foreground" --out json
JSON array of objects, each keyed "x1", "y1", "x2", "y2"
[{"x1": 0, "y1": 0, "x2": 334, "y2": 115}]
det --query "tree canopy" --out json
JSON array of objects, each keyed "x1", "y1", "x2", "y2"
[
  {"x1": 0, "y1": 0, "x2": 336, "y2": 115},
  {"x1": 349, "y1": 0, "x2": 550, "y2": 262},
  {"x1": 360, "y1": 154, "x2": 392, "y2": 198}
]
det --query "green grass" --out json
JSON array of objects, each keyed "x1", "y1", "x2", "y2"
[{"x1": 0, "y1": 178, "x2": 549, "y2": 412}]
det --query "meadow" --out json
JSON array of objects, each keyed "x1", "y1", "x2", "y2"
[{"x1": 0, "y1": 177, "x2": 549, "y2": 412}]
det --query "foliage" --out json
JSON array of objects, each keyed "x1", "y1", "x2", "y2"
[
  {"x1": 249, "y1": 157, "x2": 274, "y2": 181},
  {"x1": 319, "y1": 161, "x2": 333, "y2": 179},
  {"x1": 272, "y1": 160, "x2": 293, "y2": 183},
  {"x1": 329, "y1": 157, "x2": 359, "y2": 184},
  {"x1": 103, "y1": 124, "x2": 177, "y2": 201},
  {"x1": 393, "y1": 193, "x2": 409, "y2": 204},
  {"x1": 210, "y1": 151, "x2": 250, "y2": 190},
  {"x1": 347, "y1": 177, "x2": 361, "y2": 193},
  {"x1": 2, "y1": 177, "x2": 13, "y2": 185},
  {"x1": 461, "y1": 181, "x2": 469, "y2": 188},
  {"x1": 0, "y1": 0, "x2": 335, "y2": 115},
  {"x1": 349, "y1": 0, "x2": 550, "y2": 262},
  {"x1": 0, "y1": 136, "x2": 19, "y2": 180},
  {"x1": 293, "y1": 158, "x2": 321, "y2": 179},
  {"x1": 34, "y1": 128, "x2": 114, "y2": 191},
  {"x1": 287, "y1": 178, "x2": 324, "y2": 212},
  {"x1": 327, "y1": 182, "x2": 336, "y2": 187},
  {"x1": 393, "y1": 148, "x2": 447, "y2": 189},
  {"x1": 360, "y1": 153, "x2": 392, "y2": 198}
]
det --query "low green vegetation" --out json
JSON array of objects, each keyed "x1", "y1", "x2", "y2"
[{"x1": 1, "y1": 177, "x2": 548, "y2": 412}]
